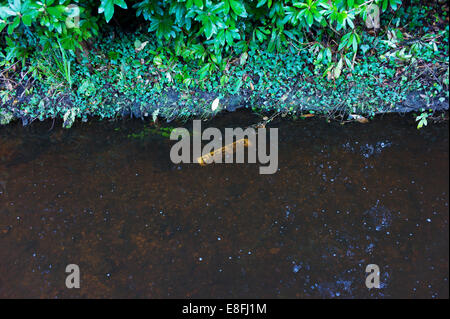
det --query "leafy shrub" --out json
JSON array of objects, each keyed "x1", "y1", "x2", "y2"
[
  {"x1": 1, "y1": 0, "x2": 404, "y2": 74},
  {"x1": 126, "y1": 0, "x2": 404, "y2": 78},
  {"x1": 0, "y1": 0, "x2": 100, "y2": 65}
]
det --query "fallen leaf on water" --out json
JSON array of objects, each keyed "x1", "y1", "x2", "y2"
[
  {"x1": 350, "y1": 114, "x2": 369, "y2": 123},
  {"x1": 357, "y1": 117, "x2": 369, "y2": 123}
]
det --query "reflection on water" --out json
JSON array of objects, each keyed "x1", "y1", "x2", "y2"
[{"x1": 0, "y1": 111, "x2": 448, "y2": 298}]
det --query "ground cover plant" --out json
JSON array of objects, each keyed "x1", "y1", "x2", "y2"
[{"x1": 0, "y1": 0, "x2": 448, "y2": 128}]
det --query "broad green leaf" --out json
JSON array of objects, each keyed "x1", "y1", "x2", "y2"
[
  {"x1": 229, "y1": 0, "x2": 247, "y2": 17},
  {"x1": 0, "y1": 6, "x2": 16, "y2": 17},
  {"x1": 99, "y1": 0, "x2": 127, "y2": 23},
  {"x1": 194, "y1": 0, "x2": 203, "y2": 9},
  {"x1": 21, "y1": 13, "x2": 33, "y2": 26},
  {"x1": 7, "y1": 15, "x2": 20, "y2": 34}
]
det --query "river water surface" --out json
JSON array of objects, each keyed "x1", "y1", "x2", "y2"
[{"x1": 0, "y1": 111, "x2": 448, "y2": 298}]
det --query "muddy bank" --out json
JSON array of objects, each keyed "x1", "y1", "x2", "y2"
[{"x1": 1, "y1": 87, "x2": 448, "y2": 128}]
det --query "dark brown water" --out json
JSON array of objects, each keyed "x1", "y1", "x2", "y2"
[{"x1": 0, "y1": 111, "x2": 448, "y2": 298}]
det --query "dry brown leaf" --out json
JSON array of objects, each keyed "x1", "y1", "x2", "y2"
[
  {"x1": 350, "y1": 114, "x2": 369, "y2": 123},
  {"x1": 5, "y1": 81, "x2": 13, "y2": 91},
  {"x1": 365, "y1": 4, "x2": 380, "y2": 29},
  {"x1": 135, "y1": 41, "x2": 149, "y2": 52}
]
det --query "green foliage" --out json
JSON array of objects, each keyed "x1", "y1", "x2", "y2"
[
  {"x1": 126, "y1": 0, "x2": 404, "y2": 77},
  {"x1": 416, "y1": 111, "x2": 430, "y2": 129},
  {"x1": 0, "y1": 109, "x2": 13, "y2": 124},
  {"x1": 99, "y1": 0, "x2": 127, "y2": 23},
  {"x1": 0, "y1": 1, "x2": 447, "y2": 128},
  {"x1": 1, "y1": 0, "x2": 406, "y2": 76},
  {"x1": 34, "y1": 38, "x2": 73, "y2": 92},
  {"x1": 0, "y1": 0, "x2": 99, "y2": 65}
]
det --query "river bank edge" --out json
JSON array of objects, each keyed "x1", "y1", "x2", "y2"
[{"x1": 1, "y1": 85, "x2": 448, "y2": 129}]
